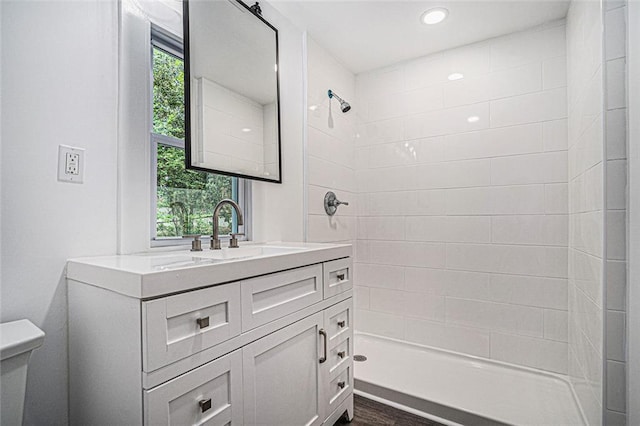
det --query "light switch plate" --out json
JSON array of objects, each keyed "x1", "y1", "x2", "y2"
[{"x1": 58, "y1": 145, "x2": 85, "y2": 183}]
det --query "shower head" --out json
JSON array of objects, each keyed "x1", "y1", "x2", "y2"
[{"x1": 328, "y1": 89, "x2": 351, "y2": 113}]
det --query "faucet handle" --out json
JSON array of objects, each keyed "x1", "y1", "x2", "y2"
[
  {"x1": 229, "y1": 233, "x2": 245, "y2": 249},
  {"x1": 183, "y1": 234, "x2": 203, "y2": 252},
  {"x1": 210, "y1": 236, "x2": 221, "y2": 250}
]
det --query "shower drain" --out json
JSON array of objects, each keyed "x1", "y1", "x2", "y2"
[{"x1": 353, "y1": 354, "x2": 367, "y2": 362}]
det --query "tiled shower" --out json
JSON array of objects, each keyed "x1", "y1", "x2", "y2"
[{"x1": 305, "y1": 1, "x2": 627, "y2": 423}]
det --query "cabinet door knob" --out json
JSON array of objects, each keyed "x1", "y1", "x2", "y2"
[
  {"x1": 337, "y1": 381, "x2": 346, "y2": 389},
  {"x1": 337, "y1": 320, "x2": 346, "y2": 328},
  {"x1": 199, "y1": 398, "x2": 212, "y2": 413},
  {"x1": 338, "y1": 351, "x2": 345, "y2": 359},
  {"x1": 197, "y1": 317, "x2": 210, "y2": 329},
  {"x1": 336, "y1": 273, "x2": 345, "y2": 281}
]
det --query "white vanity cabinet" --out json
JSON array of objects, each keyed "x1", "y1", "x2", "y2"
[{"x1": 67, "y1": 243, "x2": 353, "y2": 426}]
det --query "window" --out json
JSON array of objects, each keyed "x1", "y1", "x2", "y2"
[{"x1": 150, "y1": 28, "x2": 248, "y2": 244}]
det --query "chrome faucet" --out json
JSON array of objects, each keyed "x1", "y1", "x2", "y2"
[{"x1": 211, "y1": 199, "x2": 244, "y2": 249}]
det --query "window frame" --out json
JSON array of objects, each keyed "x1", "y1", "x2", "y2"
[{"x1": 149, "y1": 25, "x2": 251, "y2": 247}]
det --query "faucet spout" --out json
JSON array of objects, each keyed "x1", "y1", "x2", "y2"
[{"x1": 211, "y1": 199, "x2": 244, "y2": 250}]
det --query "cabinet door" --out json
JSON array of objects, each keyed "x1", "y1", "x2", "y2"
[
  {"x1": 242, "y1": 312, "x2": 325, "y2": 426},
  {"x1": 144, "y1": 349, "x2": 243, "y2": 426}
]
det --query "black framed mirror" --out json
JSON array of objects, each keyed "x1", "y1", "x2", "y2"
[{"x1": 183, "y1": 0, "x2": 282, "y2": 183}]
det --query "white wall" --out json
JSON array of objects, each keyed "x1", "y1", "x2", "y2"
[
  {"x1": 354, "y1": 22, "x2": 570, "y2": 373},
  {"x1": 305, "y1": 36, "x2": 357, "y2": 244},
  {"x1": 566, "y1": 1, "x2": 605, "y2": 424},
  {"x1": 0, "y1": 1, "x2": 119, "y2": 424},
  {"x1": 249, "y1": 1, "x2": 306, "y2": 243}
]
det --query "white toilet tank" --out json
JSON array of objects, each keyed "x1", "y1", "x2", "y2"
[{"x1": 1, "y1": 319, "x2": 45, "y2": 426}]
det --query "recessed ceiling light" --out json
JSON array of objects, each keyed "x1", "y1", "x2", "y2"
[
  {"x1": 421, "y1": 7, "x2": 448, "y2": 25},
  {"x1": 467, "y1": 116, "x2": 480, "y2": 123},
  {"x1": 309, "y1": 105, "x2": 318, "y2": 111},
  {"x1": 242, "y1": 128, "x2": 252, "y2": 132},
  {"x1": 448, "y1": 72, "x2": 464, "y2": 81}
]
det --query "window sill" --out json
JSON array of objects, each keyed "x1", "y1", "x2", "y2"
[{"x1": 150, "y1": 235, "x2": 249, "y2": 249}]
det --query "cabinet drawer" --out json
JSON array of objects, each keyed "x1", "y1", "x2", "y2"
[
  {"x1": 327, "y1": 334, "x2": 352, "y2": 381},
  {"x1": 144, "y1": 349, "x2": 243, "y2": 426},
  {"x1": 323, "y1": 258, "x2": 352, "y2": 298},
  {"x1": 143, "y1": 283, "x2": 241, "y2": 371},
  {"x1": 326, "y1": 364, "x2": 352, "y2": 415},
  {"x1": 323, "y1": 299, "x2": 352, "y2": 346},
  {"x1": 241, "y1": 264, "x2": 323, "y2": 331}
]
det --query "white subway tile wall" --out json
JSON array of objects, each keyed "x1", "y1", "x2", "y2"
[
  {"x1": 355, "y1": 24, "x2": 570, "y2": 374},
  {"x1": 603, "y1": 0, "x2": 628, "y2": 423},
  {"x1": 199, "y1": 79, "x2": 268, "y2": 173},
  {"x1": 306, "y1": 37, "x2": 357, "y2": 245}
]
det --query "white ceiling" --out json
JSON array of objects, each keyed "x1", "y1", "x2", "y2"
[{"x1": 270, "y1": 0, "x2": 571, "y2": 74}]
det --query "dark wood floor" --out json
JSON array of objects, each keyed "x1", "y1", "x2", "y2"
[{"x1": 335, "y1": 395, "x2": 444, "y2": 426}]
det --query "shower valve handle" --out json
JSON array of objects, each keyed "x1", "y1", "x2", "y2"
[{"x1": 324, "y1": 191, "x2": 349, "y2": 216}]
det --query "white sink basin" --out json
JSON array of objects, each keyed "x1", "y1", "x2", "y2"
[
  {"x1": 192, "y1": 245, "x2": 305, "y2": 260},
  {"x1": 136, "y1": 244, "x2": 308, "y2": 270}
]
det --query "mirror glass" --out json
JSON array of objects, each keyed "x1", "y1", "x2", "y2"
[{"x1": 184, "y1": 0, "x2": 281, "y2": 183}]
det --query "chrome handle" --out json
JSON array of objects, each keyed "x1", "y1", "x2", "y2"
[
  {"x1": 336, "y1": 273, "x2": 345, "y2": 281},
  {"x1": 337, "y1": 320, "x2": 346, "y2": 328},
  {"x1": 338, "y1": 381, "x2": 346, "y2": 389},
  {"x1": 319, "y1": 329, "x2": 327, "y2": 364},
  {"x1": 196, "y1": 317, "x2": 210, "y2": 329},
  {"x1": 324, "y1": 191, "x2": 350, "y2": 216},
  {"x1": 199, "y1": 398, "x2": 212, "y2": 412},
  {"x1": 338, "y1": 351, "x2": 346, "y2": 359},
  {"x1": 183, "y1": 234, "x2": 203, "y2": 252}
]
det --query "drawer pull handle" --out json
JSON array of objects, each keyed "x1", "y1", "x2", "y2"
[
  {"x1": 319, "y1": 329, "x2": 328, "y2": 364},
  {"x1": 336, "y1": 273, "x2": 345, "y2": 281},
  {"x1": 199, "y1": 398, "x2": 212, "y2": 413},
  {"x1": 337, "y1": 320, "x2": 346, "y2": 328},
  {"x1": 338, "y1": 381, "x2": 346, "y2": 389},
  {"x1": 196, "y1": 317, "x2": 210, "y2": 329},
  {"x1": 338, "y1": 351, "x2": 346, "y2": 359}
]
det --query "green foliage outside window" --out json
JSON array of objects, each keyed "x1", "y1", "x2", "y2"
[{"x1": 153, "y1": 47, "x2": 235, "y2": 238}]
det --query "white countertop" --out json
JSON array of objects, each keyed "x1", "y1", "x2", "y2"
[{"x1": 67, "y1": 242, "x2": 351, "y2": 299}]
